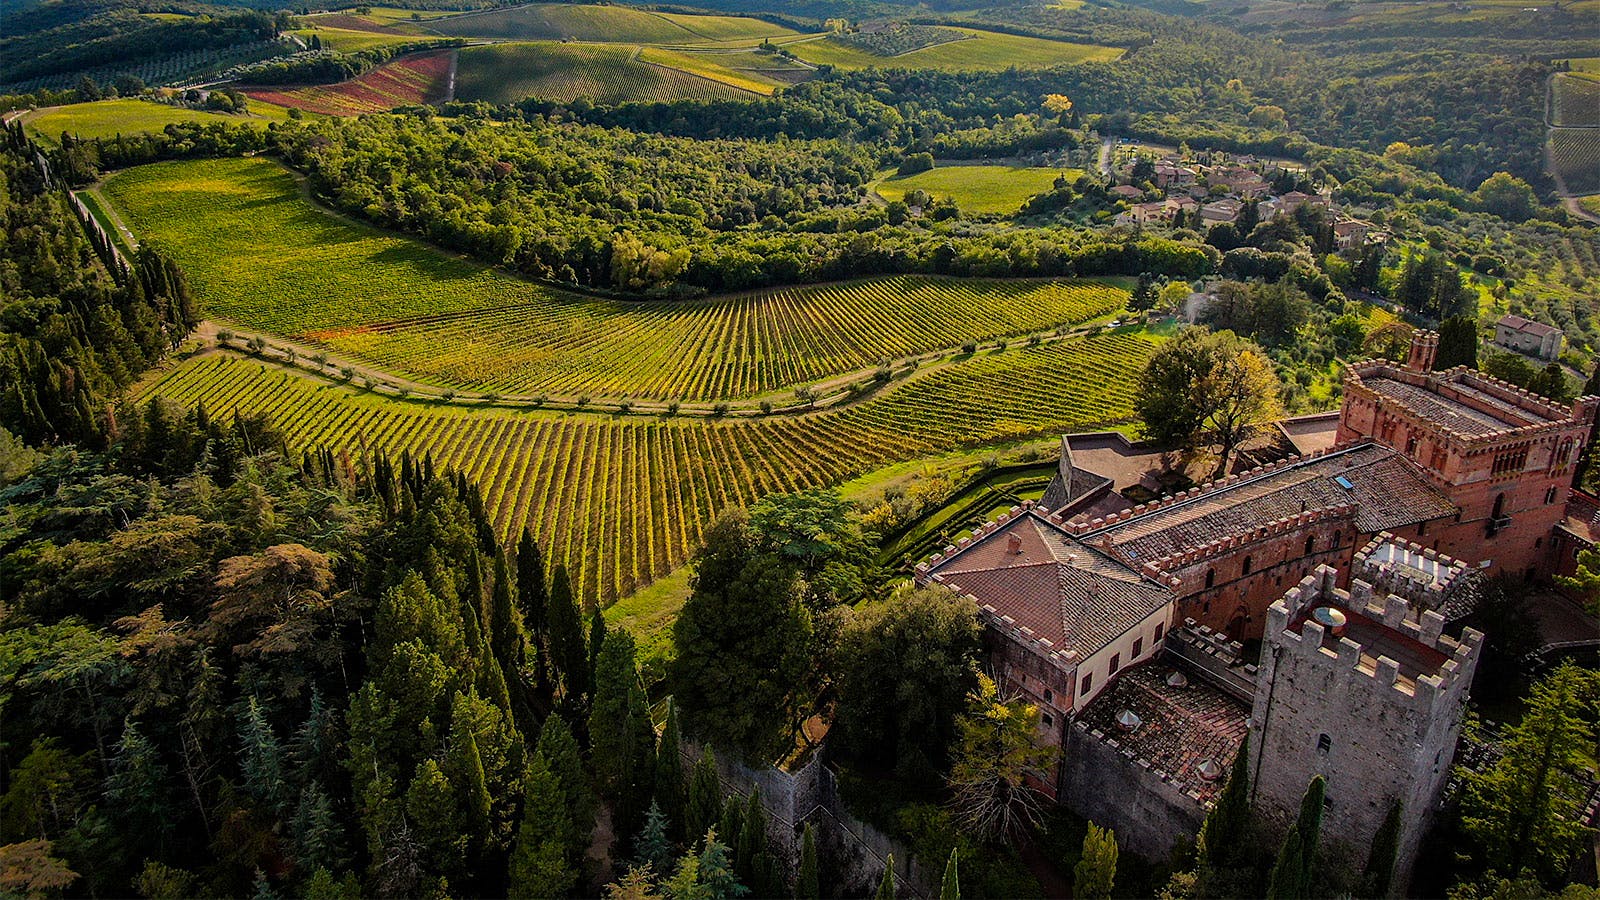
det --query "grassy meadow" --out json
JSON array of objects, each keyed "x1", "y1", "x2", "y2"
[
  {"x1": 21, "y1": 98, "x2": 295, "y2": 145},
  {"x1": 875, "y1": 165, "x2": 1083, "y2": 215}
]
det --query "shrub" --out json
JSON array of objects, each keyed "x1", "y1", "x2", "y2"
[{"x1": 961, "y1": 341, "x2": 978, "y2": 354}]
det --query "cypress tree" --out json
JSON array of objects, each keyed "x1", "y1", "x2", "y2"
[
  {"x1": 516, "y1": 529, "x2": 551, "y2": 703},
  {"x1": 589, "y1": 603, "x2": 607, "y2": 686},
  {"x1": 655, "y1": 699, "x2": 687, "y2": 841},
  {"x1": 508, "y1": 751, "x2": 578, "y2": 899},
  {"x1": 1434, "y1": 316, "x2": 1479, "y2": 370},
  {"x1": 1364, "y1": 802, "x2": 1402, "y2": 898},
  {"x1": 546, "y1": 565, "x2": 589, "y2": 704},
  {"x1": 446, "y1": 713, "x2": 493, "y2": 858},
  {"x1": 717, "y1": 797, "x2": 743, "y2": 869},
  {"x1": 798, "y1": 823, "x2": 820, "y2": 900},
  {"x1": 1074, "y1": 823, "x2": 1118, "y2": 900},
  {"x1": 874, "y1": 855, "x2": 895, "y2": 900},
  {"x1": 1197, "y1": 735, "x2": 1250, "y2": 869},
  {"x1": 537, "y1": 714, "x2": 594, "y2": 860},
  {"x1": 734, "y1": 791, "x2": 766, "y2": 891},
  {"x1": 1266, "y1": 829, "x2": 1304, "y2": 900},
  {"x1": 686, "y1": 748, "x2": 723, "y2": 847},
  {"x1": 939, "y1": 849, "x2": 959, "y2": 900},
  {"x1": 590, "y1": 630, "x2": 641, "y2": 810},
  {"x1": 1291, "y1": 776, "x2": 1325, "y2": 896}
]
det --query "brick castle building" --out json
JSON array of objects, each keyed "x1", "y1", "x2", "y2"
[{"x1": 914, "y1": 331, "x2": 1591, "y2": 885}]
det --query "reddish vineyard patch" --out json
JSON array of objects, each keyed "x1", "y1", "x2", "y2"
[{"x1": 244, "y1": 50, "x2": 452, "y2": 116}]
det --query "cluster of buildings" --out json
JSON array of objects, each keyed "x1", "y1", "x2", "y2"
[
  {"x1": 915, "y1": 331, "x2": 1598, "y2": 888},
  {"x1": 1109, "y1": 149, "x2": 1384, "y2": 251}
]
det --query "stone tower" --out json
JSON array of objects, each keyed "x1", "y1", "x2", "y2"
[
  {"x1": 1248, "y1": 564, "x2": 1483, "y2": 891},
  {"x1": 1405, "y1": 329, "x2": 1439, "y2": 373}
]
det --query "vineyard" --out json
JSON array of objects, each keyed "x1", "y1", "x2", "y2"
[
  {"x1": 138, "y1": 331, "x2": 1156, "y2": 605},
  {"x1": 834, "y1": 24, "x2": 972, "y2": 57},
  {"x1": 242, "y1": 50, "x2": 454, "y2": 115},
  {"x1": 103, "y1": 157, "x2": 1130, "y2": 400},
  {"x1": 784, "y1": 27, "x2": 1122, "y2": 72},
  {"x1": 454, "y1": 42, "x2": 755, "y2": 105},
  {"x1": 1551, "y1": 73, "x2": 1600, "y2": 127},
  {"x1": 0, "y1": 39, "x2": 290, "y2": 94},
  {"x1": 1550, "y1": 128, "x2": 1600, "y2": 195},
  {"x1": 635, "y1": 47, "x2": 792, "y2": 95},
  {"x1": 22, "y1": 98, "x2": 293, "y2": 145},
  {"x1": 426, "y1": 4, "x2": 800, "y2": 44}
]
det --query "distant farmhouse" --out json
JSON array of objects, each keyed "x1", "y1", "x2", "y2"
[
  {"x1": 915, "y1": 330, "x2": 1595, "y2": 887},
  {"x1": 1494, "y1": 313, "x2": 1564, "y2": 361}
]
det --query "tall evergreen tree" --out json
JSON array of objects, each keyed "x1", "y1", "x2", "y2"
[
  {"x1": 516, "y1": 529, "x2": 551, "y2": 703},
  {"x1": 546, "y1": 565, "x2": 589, "y2": 705},
  {"x1": 1434, "y1": 315, "x2": 1479, "y2": 370},
  {"x1": 537, "y1": 714, "x2": 594, "y2": 861},
  {"x1": 445, "y1": 714, "x2": 493, "y2": 860},
  {"x1": 1290, "y1": 776, "x2": 1325, "y2": 896},
  {"x1": 589, "y1": 603, "x2": 607, "y2": 686},
  {"x1": 635, "y1": 801, "x2": 673, "y2": 878},
  {"x1": 507, "y1": 751, "x2": 578, "y2": 899},
  {"x1": 237, "y1": 697, "x2": 287, "y2": 814},
  {"x1": 1267, "y1": 830, "x2": 1304, "y2": 900},
  {"x1": 1363, "y1": 801, "x2": 1402, "y2": 898},
  {"x1": 940, "y1": 849, "x2": 959, "y2": 900},
  {"x1": 1197, "y1": 735, "x2": 1250, "y2": 869},
  {"x1": 589, "y1": 629, "x2": 656, "y2": 841},
  {"x1": 1074, "y1": 823, "x2": 1118, "y2": 900},
  {"x1": 655, "y1": 699, "x2": 687, "y2": 842},
  {"x1": 490, "y1": 551, "x2": 534, "y2": 734},
  {"x1": 686, "y1": 748, "x2": 723, "y2": 844},
  {"x1": 698, "y1": 829, "x2": 747, "y2": 900},
  {"x1": 874, "y1": 855, "x2": 895, "y2": 900},
  {"x1": 798, "y1": 823, "x2": 820, "y2": 900}
]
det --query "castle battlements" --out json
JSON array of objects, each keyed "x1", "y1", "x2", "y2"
[
  {"x1": 1267, "y1": 565, "x2": 1483, "y2": 711},
  {"x1": 1342, "y1": 358, "x2": 1594, "y2": 448},
  {"x1": 1353, "y1": 531, "x2": 1469, "y2": 613}
]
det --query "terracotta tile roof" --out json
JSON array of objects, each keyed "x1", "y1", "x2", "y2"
[
  {"x1": 1076, "y1": 663, "x2": 1250, "y2": 804},
  {"x1": 1090, "y1": 444, "x2": 1456, "y2": 561},
  {"x1": 1497, "y1": 314, "x2": 1563, "y2": 339},
  {"x1": 929, "y1": 512, "x2": 1173, "y2": 660},
  {"x1": 1040, "y1": 465, "x2": 1113, "y2": 513},
  {"x1": 1365, "y1": 376, "x2": 1544, "y2": 435},
  {"x1": 1559, "y1": 490, "x2": 1600, "y2": 546}
]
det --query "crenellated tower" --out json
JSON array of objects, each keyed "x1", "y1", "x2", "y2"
[{"x1": 1248, "y1": 564, "x2": 1483, "y2": 892}]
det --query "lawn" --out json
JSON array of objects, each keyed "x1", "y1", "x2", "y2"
[
  {"x1": 784, "y1": 27, "x2": 1122, "y2": 72},
  {"x1": 101, "y1": 157, "x2": 1131, "y2": 401},
  {"x1": 875, "y1": 165, "x2": 1082, "y2": 215},
  {"x1": 21, "y1": 98, "x2": 293, "y2": 146},
  {"x1": 454, "y1": 42, "x2": 754, "y2": 105}
]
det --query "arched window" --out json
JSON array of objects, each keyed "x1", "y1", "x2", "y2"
[
  {"x1": 1205, "y1": 568, "x2": 1216, "y2": 589},
  {"x1": 1489, "y1": 493, "x2": 1507, "y2": 536},
  {"x1": 1304, "y1": 535, "x2": 1315, "y2": 556},
  {"x1": 1333, "y1": 531, "x2": 1342, "y2": 547},
  {"x1": 1243, "y1": 555, "x2": 1253, "y2": 575}
]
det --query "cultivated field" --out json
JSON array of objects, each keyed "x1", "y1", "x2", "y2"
[
  {"x1": 140, "y1": 331, "x2": 1156, "y2": 605},
  {"x1": 454, "y1": 42, "x2": 754, "y2": 105},
  {"x1": 1551, "y1": 72, "x2": 1600, "y2": 127},
  {"x1": 1550, "y1": 128, "x2": 1600, "y2": 195},
  {"x1": 290, "y1": 25, "x2": 425, "y2": 51},
  {"x1": 243, "y1": 50, "x2": 454, "y2": 115},
  {"x1": 21, "y1": 98, "x2": 294, "y2": 145},
  {"x1": 102, "y1": 157, "x2": 1130, "y2": 400},
  {"x1": 783, "y1": 27, "x2": 1122, "y2": 71},
  {"x1": 875, "y1": 165, "x2": 1083, "y2": 215},
  {"x1": 427, "y1": 3, "x2": 801, "y2": 44},
  {"x1": 636, "y1": 47, "x2": 794, "y2": 94}
]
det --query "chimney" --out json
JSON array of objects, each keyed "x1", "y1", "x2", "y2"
[
  {"x1": 1007, "y1": 533, "x2": 1024, "y2": 555},
  {"x1": 1406, "y1": 329, "x2": 1439, "y2": 373}
]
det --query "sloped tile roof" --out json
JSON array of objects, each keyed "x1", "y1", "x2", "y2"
[
  {"x1": 930, "y1": 513, "x2": 1173, "y2": 660},
  {"x1": 1091, "y1": 444, "x2": 1457, "y2": 561},
  {"x1": 1076, "y1": 663, "x2": 1250, "y2": 804},
  {"x1": 1365, "y1": 376, "x2": 1543, "y2": 435}
]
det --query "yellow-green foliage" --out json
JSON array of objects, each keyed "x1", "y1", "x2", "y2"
[
  {"x1": 428, "y1": 3, "x2": 792, "y2": 44},
  {"x1": 637, "y1": 48, "x2": 784, "y2": 94},
  {"x1": 139, "y1": 331, "x2": 1156, "y2": 605},
  {"x1": 785, "y1": 27, "x2": 1121, "y2": 71},
  {"x1": 22, "y1": 99, "x2": 293, "y2": 146},
  {"x1": 103, "y1": 157, "x2": 1130, "y2": 400},
  {"x1": 876, "y1": 165, "x2": 1084, "y2": 215},
  {"x1": 454, "y1": 42, "x2": 754, "y2": 104},
  {"x1": 291, "y1": 25, "x2": 423, "y2": 51}
]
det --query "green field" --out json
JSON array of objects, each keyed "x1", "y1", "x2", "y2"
[
  {"x1": 291, "y1": 24, "x2": 425, "y2": 51},
  {"x1": 636, "y1": 47, "x2": 791, "y2": 94},
  {"x1": 1550, "y1": 128, "x2": 1600, "y2": 195},
  {"x1": 138, "y1": 330, "x2": 1156, "y2": 605},
  {"x1": 875, "y1": 165, "x2": 1082, "y2": 215},
  {"x1": 21, "y1": 98, "x2": 294, "y2": 145},
  {"x1": 1552, "y1": 72, "x2": 1600, "y2": 127},
  {"x1": 784, "y1": 27, "x2": 1122, "y2": 71},
  {"x1": 454, "y1": 42, "x2": 755, "y2": 105},
  {"x1": 102, "y1": 157, "x2": 1130, "y2": 400},
  {"x1": 427, "y1": 3, "x2": 800, "y2": 44}
]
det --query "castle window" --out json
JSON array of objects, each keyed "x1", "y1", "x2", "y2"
[
  {"x1": 1205, "y1": 568, "x2": 1216, "y2": 589},
  {"x1": 1304, "y1": 535, "x2": 1315, "y2": 556},
  {"x1": 1489, "y1": 493, "x2": 1507, "y2": 536},
  {"x1": 1243, "y1": 556, "x2": 1253, "y2": 575},
  {"x1": 1317, "y1": 733, "x2": 1332, "y2": 756},
  {"x1": 1333, "y1": 531, "x2": 1342, "y2": 547},
  {"x1": 1545, "y1": 486, "x2": 1558, "y2": 505},
  {"x1": 1133, "y1": 637, "x2": 1144, "y2": 658},
  {"x1": 1109, "y1": 653, "x2": 1121, "y2": 674},
  {"x1": 1154, "y1": 622, "x2": 1164, "y2": 642},
  {"x1": 1044, "y1": 689, "x2": 1054, "y2": 703},
  {"x1": 1418, "y1": 521, "x2": 1427, "y2": 537},
  {"x1": 1081, "y1": 673, "x2": 1093, "y2": 695},
  {"x1": 1405, "y1": 435, "x2": 1418, "y2": 457},
  {"x1": 1042, "y1": 713, "x2": 1054, "y2": 727}
]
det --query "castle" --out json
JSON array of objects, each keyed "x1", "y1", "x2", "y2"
[{"x1": 915, "y1": 331, "x2": 1594, "y2": 886}]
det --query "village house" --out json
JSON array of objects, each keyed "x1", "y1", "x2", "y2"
[
  {"x1": 1201, "y1": 198, "x2": 1242, "y2": 224},
  {"x1": 915, "y1": 330, "x2": 1589, "y2": 886},
  {"x1": 1493, "y1": 313, "x2": 1564, "y2": 361}
]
